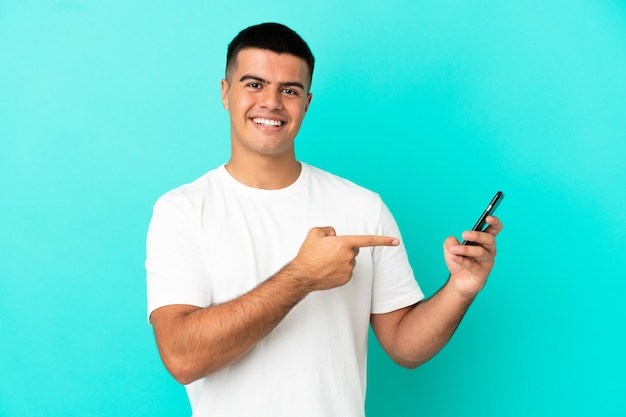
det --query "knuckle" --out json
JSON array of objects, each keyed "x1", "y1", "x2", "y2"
[
  {"x1": 309, "y1": 227, "x2": 322, "y2": 236},
  {"x1": 343, "y1": 252, "x2": 356, "y2": 264}
]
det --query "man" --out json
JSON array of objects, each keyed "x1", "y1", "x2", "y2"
[{"x1": 146, "y1": 22, "x2": 502, "y2": 416}]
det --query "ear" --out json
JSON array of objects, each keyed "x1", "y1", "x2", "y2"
[
  {"x1": 221, "y1": 79, "x2": 230, "y2": 110},
  {"x1": 304, "y1": 92, "x2": 313, "y2": 113}
]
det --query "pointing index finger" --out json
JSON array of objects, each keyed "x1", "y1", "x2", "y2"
[{"x1": 340, "y1": 235, "x2": 400, "y2": 248}]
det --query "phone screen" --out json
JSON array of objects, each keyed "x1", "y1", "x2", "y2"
[{"x1": 462, "y1": 191, "x2": 504, "y2": 246}]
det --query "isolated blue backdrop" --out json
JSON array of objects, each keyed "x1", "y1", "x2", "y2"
[{"x1": 1, "y1": 1, "x2": 625, "y2": 416}]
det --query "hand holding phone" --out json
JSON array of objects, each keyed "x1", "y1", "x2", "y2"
[{"x1": 462, "y1": 191, "x2": 504, "y2": 246}]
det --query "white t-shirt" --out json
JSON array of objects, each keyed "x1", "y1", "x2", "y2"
[{"x1": 146, "y1": 163, "x2": 424, "y2": 417}]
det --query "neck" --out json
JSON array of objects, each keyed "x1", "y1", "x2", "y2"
[{"x1": 225, "y1": 155, "x2": 302, "y2": 190}]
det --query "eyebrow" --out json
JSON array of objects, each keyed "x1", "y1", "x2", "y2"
[{"x1": 239, "y1": 74, "x2": 305, "y2": 91}]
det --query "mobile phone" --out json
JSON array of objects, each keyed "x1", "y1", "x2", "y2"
[{"x1": 462, "y1": 191, "x2": 504, "y2": 246}]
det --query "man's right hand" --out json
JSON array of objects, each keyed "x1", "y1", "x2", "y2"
[
  {"x1": 150, "y1": 226, "x2": 400, "y2": 384},
  {"x1": 290, "y1": 226, "x2": 400, "y2": 291}
]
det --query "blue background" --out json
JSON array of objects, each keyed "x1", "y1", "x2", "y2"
[{"x1": 1, "y1": 1, "x2": 625, "y2": 415}]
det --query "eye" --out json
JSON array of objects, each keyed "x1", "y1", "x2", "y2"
[
  {"x1": 247, "y1": 82, "x2": 262, "y2": 89},
  {"x1": 282, "y1": 88, "x2": 299, "y2": 96}
]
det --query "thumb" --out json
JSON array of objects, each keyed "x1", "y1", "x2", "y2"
[{"x1": 314, "y1": 226, "x2": 336, "y2": 237}]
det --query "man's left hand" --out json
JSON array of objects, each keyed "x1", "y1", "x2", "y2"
[{"x1": 443, "y1": 215, "x2": 503, "y2": 299}]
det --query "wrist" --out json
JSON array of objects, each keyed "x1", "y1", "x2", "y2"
[
  {"x1": 275, "y1": 262, "x2": 315, "y2": 297},
  {"x1": 445, "y1": 276, "x2": 478, "y2": 304}
]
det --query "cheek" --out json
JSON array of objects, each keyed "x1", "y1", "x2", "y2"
[
  {"x1": 232, "y1": 95, "x2": 255, "y2": 115},
  {"x1": 295, "y1": 105, "x2": 309, "y2": 123}
]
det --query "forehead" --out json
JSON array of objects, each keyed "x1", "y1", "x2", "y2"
[{"x1": 228, "y1": 48, "x2": 310, "y2": 85}]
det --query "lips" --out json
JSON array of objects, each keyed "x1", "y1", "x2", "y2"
[{"x1": 252, "y1": 117, "x2": 284, "y2": 127}]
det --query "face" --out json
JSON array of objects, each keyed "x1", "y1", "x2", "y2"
[{"x1": 221, "y1": 48, "x2": 313, "y2": 160}]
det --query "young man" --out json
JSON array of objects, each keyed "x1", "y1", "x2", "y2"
[{"x1": 146, "y1": 23, "x2": 502, "y2": 416}]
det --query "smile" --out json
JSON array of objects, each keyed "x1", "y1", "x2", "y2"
[{"x1": 252, "y1": 118, "x2": 284, "y2": 127}]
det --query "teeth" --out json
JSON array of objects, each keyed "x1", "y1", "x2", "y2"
[{"x1": 253, "y1": 118, "x2": 284, "y2": 127}]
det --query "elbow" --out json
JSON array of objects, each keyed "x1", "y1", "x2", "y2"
[
  {"x1": 393, "y1": 355, "x2": 426, "y2": 370},
  {"x1": 159, "y1": 346, "x2": 229, "y2": 385},
  {"x1": 398, "y1": 361, "x2": 421, "y2": 371},
  {"x1": 160, "y1": 351, "x2": 206, "y2": 386},
  {"x1": 162, "y1": 357, "x2": 194, "y2": 386},
  {"x1": 388, "y1": 343, "x2": 432, "y2": 370},
  {"x1": 169, "y1": 367, "x2": 198, "y2": 386}
]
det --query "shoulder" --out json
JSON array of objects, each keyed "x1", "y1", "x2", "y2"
[
  {"x1": 152, "y1": 167, "x2": 223, "y2": 213},
  {"x1": 305, "y1": 163, "x2": 382, "y2": 204}
]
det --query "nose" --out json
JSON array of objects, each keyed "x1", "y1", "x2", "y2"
[{"x1": 259, "y1": 88, "x2": 283, "y2": 110}]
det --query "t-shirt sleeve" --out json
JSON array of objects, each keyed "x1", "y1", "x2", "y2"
[
  {"x1": 370, "y1": 201, "x2": 424, "y2": 314},
  {"x1": 145, "y1": 192, "x2": 212, "y2": 321}
]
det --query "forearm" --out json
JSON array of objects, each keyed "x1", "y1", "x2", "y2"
[
  {"x1": 392, "y1": 280, "x2": 475, "y2": 368},
  {"x1": 373, "y1": 218, "x2": 502, "y2": 369},
  {"x1": 152, "y1": 227, "x2": 400, "y2": 384},
  {"x1": 153, "y1": 263, "x2": 310, "y2": 384}
]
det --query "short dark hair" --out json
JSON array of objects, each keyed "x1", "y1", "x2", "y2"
[{"x1": 226, "y1": 23, "x2": 315, "y2": 86}]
